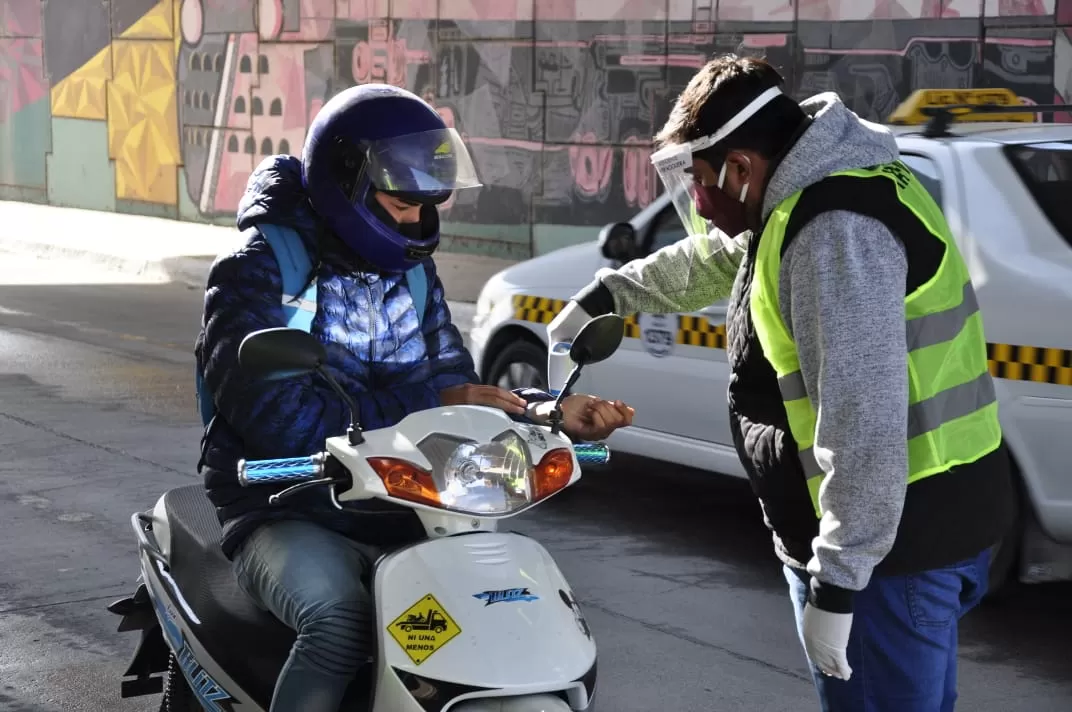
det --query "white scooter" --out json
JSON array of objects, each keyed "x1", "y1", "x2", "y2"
[{"x1": 108, "y1": 314, "x2": 625, "y2": 712}]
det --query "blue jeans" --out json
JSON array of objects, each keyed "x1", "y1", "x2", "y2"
[
  {"x1": 232, "y1": 519, "x2": 381, "y2": 712},
  {"x1": 785, "y1": 550, "x2": 989, "y2": 712}
]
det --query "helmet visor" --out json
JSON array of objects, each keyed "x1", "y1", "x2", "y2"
[
  {"x1": 650, "y1": 142, "x2": 712, "y2": 238},
  {"x1": 364, "y1": 127, "x2": 482, "y2": 196}
]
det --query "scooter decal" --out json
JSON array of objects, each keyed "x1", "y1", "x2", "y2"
[
  {"x1": 387, "y1": 593, "x2": 462, "y2": 666},
  {"x1": 472, "y1": 587, "x2": 540, "y2": 606},
  {"x1": 559, "y1": 589, "x2": 592, "y2": 640},
  {"x1": 176, "y1": 638, "x2": 235, "y2": 712},
  {"x1": 149, "y1": 584, "x2": 235, "y2": 710}
]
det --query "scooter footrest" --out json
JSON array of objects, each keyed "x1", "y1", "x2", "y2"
[{"x1": 121, "y1": 675, "x2": 164, "y2": 698}]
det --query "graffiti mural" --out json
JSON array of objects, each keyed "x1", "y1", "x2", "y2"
[{"x1": 0, "y1": 0, "x2": 1070, "y2": 258}]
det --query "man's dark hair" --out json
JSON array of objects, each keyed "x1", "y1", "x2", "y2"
[{"x1": 655, "y1": 54, "x2": 806, "y2": 162}]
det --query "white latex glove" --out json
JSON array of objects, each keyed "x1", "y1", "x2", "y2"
[
  {"x1": 801, "y1": 603, "x2": 854, "y2": 680},
  {"x1": 545, "y1": 300, "x2": 593, "y2": 394}
]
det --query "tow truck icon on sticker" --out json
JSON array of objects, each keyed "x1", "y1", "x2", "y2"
[{"x1": 387, "y1": 594, "x2": 461, "y2": 665}]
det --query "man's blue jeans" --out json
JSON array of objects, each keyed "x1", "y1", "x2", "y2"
[
  {"x1": 233, "y1": 519, "x2": 381, "y2": 712},
  {"x1": 785, "y1": 550, "x2": 990, "y2": 712}
]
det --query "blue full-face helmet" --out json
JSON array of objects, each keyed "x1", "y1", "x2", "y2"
[{"x1": 301, "y1": 84, "x2": 482, "y2": 273}]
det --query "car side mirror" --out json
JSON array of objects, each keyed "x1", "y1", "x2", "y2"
[{"x1": 598, "y1": 222, "x2": 637, "y2": 262}]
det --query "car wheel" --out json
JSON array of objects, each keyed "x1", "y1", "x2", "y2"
[{"x1": 485, "y1": 339, "x2": 548, "y2": 392}]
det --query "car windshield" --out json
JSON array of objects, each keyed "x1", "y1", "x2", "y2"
[{"x1": 1003, "y1": 140, "x2": 1072, "y2": 248}]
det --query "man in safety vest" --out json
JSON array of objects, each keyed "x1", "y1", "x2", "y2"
[{"x1": 548, "y1": 54, "x2": 1015, "y2": 711}]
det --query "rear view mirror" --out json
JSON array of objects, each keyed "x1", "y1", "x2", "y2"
[
  {"x1": 569, "y1": 314, "x2": 625, "y2": 367},
  {"x1": 598, "y1": 222, "x2": 637, "y2": 262},
  {"x1": 239, "y1": 328, "x2": 326, "y2": 381}
]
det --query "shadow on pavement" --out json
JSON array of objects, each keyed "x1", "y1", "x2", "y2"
[{"x1": 536, "y1": 453, "x2": 1072, "y2": 684}]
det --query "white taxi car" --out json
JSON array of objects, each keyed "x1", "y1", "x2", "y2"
[{"x1": 468, "y1": 89, "x2": 1072, "y2": 594}]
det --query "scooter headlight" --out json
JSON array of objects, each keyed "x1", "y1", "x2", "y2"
[
  {"x1": 439, "y1": 432, "x2": 532, "y2": 513},
  {"x1": 367, "y1": 431, "x2": 575, "y2": 515}
]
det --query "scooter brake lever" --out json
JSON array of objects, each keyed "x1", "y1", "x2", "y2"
[{"x1": 268, "y1": 477, "x2": 344, "y2": 505}]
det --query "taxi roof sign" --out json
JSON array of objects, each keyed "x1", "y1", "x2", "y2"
[{"x1": 887, "y1": 88, "x2": 1033, "y2": 126}]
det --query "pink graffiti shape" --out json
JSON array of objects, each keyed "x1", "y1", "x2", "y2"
[
  {"x1": 0, "y1": 38, "x2": 45, "y2": 119},
  {"x1": 622, "y1": 136, "x2": 654, "y2": 209},
  {"x1": 1, "y1": 0, "x2": 43, "y2": 36},
  {"x1": 569, "y1": 132, "x2": 613, "y2": 198}
]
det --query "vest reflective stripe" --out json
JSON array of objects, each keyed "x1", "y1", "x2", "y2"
[{"x1": 750, "y1": 162, "x2": 1003, "y2": 518}]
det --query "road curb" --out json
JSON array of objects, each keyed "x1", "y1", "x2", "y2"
[
  {"x1": 0, "y1": 239, "x2": 213, "y2": 288},
  {"x1": 0, "y1": 201, "x2": 513, "y2": 302}
]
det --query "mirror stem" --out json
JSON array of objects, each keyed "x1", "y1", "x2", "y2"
[
  {"x1": 316, "y1": 367, "x2": 364, "y2": 445},
  {"x1": 549, "y1": 364, "x2": 582, "y2": 436}
]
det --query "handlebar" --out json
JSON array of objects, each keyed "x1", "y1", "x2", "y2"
[
  {"x1": 237, "y1": 441, "x2": 610, "y2": 488},
  {"x1": 237, "y1": 454, "x2": 326, "y2": 486},
  {"x1": 573, "y1": 442, "x2": 611, "y2": 466}
]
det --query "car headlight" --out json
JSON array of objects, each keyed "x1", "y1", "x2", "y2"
[
  {"x1": 366, "y1": 431, "x2": 574, "y2": 515},
  {"x1": 474, "y1": 290, "x2": 495, "y2": 326}
]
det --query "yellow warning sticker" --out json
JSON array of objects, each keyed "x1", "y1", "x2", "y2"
[{"x1": 386, "y1": 593, "x2": 461, "y2": 665}]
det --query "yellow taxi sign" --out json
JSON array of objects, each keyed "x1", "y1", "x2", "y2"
[
  {"x1": 387, "y1": 593, "x2": 461, "y2": 665},
  {"x1": 887, "y1": 88, "x2": 1034, "y2": 125}
]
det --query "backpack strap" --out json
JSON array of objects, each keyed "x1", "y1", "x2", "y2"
[
  {"x1": 196, "y1": 224, "x2": 317, "y2": 428},
  {"x1": 260, "y1": 223, "x2": 318, "y2": 332},
  {"x1": 405, "y1": 262, "x2": 428, "y2": 329}
]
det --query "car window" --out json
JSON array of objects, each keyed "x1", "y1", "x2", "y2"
[
  {"x1": 647, "y1": 204, "x2": 688, "y2": 253},
  {"x1": 900, "y1": 153, "x2": 943, "y2": 207},
  {"x1": 1003, "y1": 141, "x2": 1072, "y2": 249}
]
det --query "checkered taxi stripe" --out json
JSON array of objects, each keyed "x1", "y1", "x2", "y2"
[{"x1": 511, "y1": 294, "x2": 1072, "y2": 387}]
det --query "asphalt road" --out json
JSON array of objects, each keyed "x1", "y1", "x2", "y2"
[{"x1": 0, "y1": 255, "x2": 1069, "y2": 712}]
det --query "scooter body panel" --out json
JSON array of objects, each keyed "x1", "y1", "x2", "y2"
[
  {"x1": 137, "y1": 523, "x2": 265, "y2": 711},
  {"x1": 372, "y1": 532, "x2": 596, "y2": 699}
]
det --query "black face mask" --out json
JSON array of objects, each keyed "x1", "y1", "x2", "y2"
[{"x1": 364, "y1": 193, "x2": 434, "y2": 240}]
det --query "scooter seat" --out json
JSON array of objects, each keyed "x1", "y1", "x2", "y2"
[{"x1": 163, "y1": 484, "x2": 293, "y2": 707}]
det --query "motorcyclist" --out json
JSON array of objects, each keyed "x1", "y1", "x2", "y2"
[{"x1": 194, "y1": 83, "x2": 634, "y2": 712}]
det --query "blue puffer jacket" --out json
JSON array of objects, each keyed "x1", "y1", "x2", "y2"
[{"x1": 196, "y1": 155, "x2": 494, "y2": 558}]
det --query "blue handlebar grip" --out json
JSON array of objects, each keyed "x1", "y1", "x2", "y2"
[
  {"x1": 573, "y1": 442, "x2": 610, "y2": 466},
  {"x1": 237, "y1": 454, "x2": 325, "y2": 486}
]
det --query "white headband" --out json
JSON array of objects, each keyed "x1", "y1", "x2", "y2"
[{"x1": 687, "y1": 85, "x2": 783, "y2": 154}]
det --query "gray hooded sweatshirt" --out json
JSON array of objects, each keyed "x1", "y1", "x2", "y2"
[{"x1": 590, "y1": 92, "x2": 908, "y2": 593}]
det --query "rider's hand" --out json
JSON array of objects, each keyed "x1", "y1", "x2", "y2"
[
  {"x1": 556, "y1": 394, "x2": 634, "y2": 441},
  {"x1": 802, "y1": 603, "x2": 853, "y2": 681},
  {"x1": 439, "y1": 384, "x2": 527, "y2": 415}
]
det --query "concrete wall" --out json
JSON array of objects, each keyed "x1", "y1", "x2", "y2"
[{"x1": 2, "y1": 0, "x2": 1071, "y2": 260}]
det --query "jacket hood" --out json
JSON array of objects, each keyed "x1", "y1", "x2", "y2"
[
  {"x1": 761, "y1": 92, "x2": 900, "y2": 221},
  {"x1": 236, "y1": 155, "x2": 318, "y2": 233}
]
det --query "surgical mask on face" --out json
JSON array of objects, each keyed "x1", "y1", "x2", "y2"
[{"x1": 692, "y1": 156, "x2": 750, "y2": 237}]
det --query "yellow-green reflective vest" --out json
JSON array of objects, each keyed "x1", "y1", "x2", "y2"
[{"x1": 749, "y1": 161, "x2": 1003, "y2": 518}]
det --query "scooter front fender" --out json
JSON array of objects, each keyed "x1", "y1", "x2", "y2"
[{"x1": 372, "y1": 532, "x2": 597, "y2": 707}]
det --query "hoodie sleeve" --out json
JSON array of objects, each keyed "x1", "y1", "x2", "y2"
[
  {"x1": 574, "y1": 229, "x2": 746, "y2": 316},
  {"x1": 780, "y1": 210, "x2": 910, "y2": 612},
  {"x1": 201, "y1": 249, "x2": 479, "y2": 457}
]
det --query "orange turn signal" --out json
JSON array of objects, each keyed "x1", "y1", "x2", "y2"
[
  {"x1": 367, "y1": 457, "x2": 441, "y2": 507},
  {"x1": 533, "y1": 448, "x2": 574, "y2": 501}
]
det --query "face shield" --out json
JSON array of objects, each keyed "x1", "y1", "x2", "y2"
[
  {"x1": 360, "y1": 127, "x2": 482, "y2": 204},
  {"x1": 650, "y1": 86, "x2": 783, "y2": 238}
]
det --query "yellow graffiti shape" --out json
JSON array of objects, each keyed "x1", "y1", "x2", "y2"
[
  {"x1": 50, "y1": 46, "x2": 111, "y2": 120},
  {"x1": 107, "y1": 40, "x2": 180, "y2": 204},
  {"x1": 120, "y1": 0, "x2": 175, "y2": 40}
]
